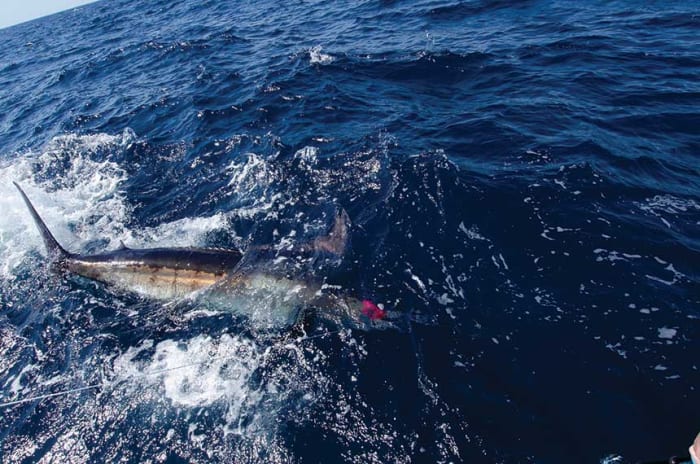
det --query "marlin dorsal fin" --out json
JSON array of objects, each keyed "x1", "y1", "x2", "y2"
[{"x1": 313, "y1": 208, "x2": 350, "y2": 256}]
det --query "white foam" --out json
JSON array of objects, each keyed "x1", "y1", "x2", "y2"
[
  {"x1": 135, "y1": 212, "x2": 233, "y2": 248},
  {"x1": 0, "y1": 131, "x2": 133, "y2": 279},
  {"x1": 407, "y1": 269, "x2": 427, "y2": 292},
  {"x1": 112, "y1": 334, "x2": 259, "y2": 415},
  {"x1": 226, "y1": 153, "x2": 274, "y2": 191},
  {"x1": 309, "y1": 45, "x2": 334, "y2": 65},
  {"x1": 294, "y1": 146, "x2": 319, "y2": 169},
  {"x1": 224, "y1": 152, "x2": 280, "y2": 218},
  {"x1": 458, "y1": 222, "x2": 487, "y2": 241},
  {"x1": 636, "y1": 194, "x2": 700, "y2": 228},
  {"x1": 639, "y1": 194, "x2": 700, "y2": 215},
  {"x1": 8, "y1": 363, "x2": 38, "y2": 395},
  {"x1": 0, "y1": 130, "x2": 237, "y2": 280}
]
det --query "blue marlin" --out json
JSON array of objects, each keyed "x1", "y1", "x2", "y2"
[{"x1": 14, "y1": 182, "x2": 380, "y2": 328}]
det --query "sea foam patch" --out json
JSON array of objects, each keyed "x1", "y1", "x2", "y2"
[
  {"x1": 135, "y1": 212, "x2": 234, "y2": 248},
  {"x1": 0, "y1": 132, "x2": 131, "y2": 279},
  {"x1": 112, "y1": 334, "x2": 260, "y2": 417},
  {"x1": 0, "y1": 130, "x2": 237, "y2": 280}
]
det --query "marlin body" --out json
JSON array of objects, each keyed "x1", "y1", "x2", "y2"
[
  {"x1": 14, "y1": 182, "x2": 373, "y2": 329},
  {"x1": 67, "y1": 247, "x2": 243, "y2": 300}
]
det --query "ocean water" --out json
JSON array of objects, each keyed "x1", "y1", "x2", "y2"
[{"x1": 0, "y1": 0, "x2": 698, "y2": 462}]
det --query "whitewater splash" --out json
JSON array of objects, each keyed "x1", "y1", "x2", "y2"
[
  {"x1": 0, "y1": 130, "x2": 416, "y2": 462},
  {"x1": 0, "y1": 130, "x2": 239, "y2": 280}
]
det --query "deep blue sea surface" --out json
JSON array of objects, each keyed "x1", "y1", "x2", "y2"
[{"x1": 0, "y1": 1, "x2": 698, "y2": 462}]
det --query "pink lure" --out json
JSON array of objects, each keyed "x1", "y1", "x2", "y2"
[{"x1": 361, "y1": 300, "x2": 386, "y2": 320}]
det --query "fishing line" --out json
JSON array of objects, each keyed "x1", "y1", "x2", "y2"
[
  {"x1": 0, "y1": 328, "x2": 343, "y2": 409},
  {"x1": 0, "y1": 384, "x2": 103, "y2": 408}
]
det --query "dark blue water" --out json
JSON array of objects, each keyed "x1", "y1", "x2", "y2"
[{"x1": 0, "y1": 1, "x2": 698, "y2": 462}]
